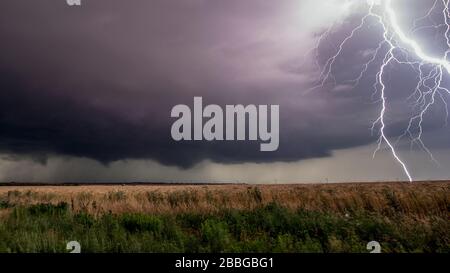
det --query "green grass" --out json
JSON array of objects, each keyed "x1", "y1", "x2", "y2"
[{"x1": 0, "y1": 202, "x2": 447, "y2": 253}]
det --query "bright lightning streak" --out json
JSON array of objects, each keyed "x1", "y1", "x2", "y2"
[
  {"x1": 384, "y1": 0, "x2": 450, "y2": 72},
  {"x1": 370, "y1": 4, "x2": 413, "y2": 182},
  {"x1": 307, "y1": 0, "x2": 450, "y2": 182}
]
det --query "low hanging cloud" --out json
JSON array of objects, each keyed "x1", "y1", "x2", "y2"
[{"x1": 0, "y1": 0, "x2": 448, "y2": 180}]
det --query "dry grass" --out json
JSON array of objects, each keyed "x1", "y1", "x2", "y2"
[{"x1": 0, "y1": 181, "x2": 448, "y2": 217}]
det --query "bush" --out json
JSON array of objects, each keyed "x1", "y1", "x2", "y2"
[
  {"x1": 120, "y1": 214, "x2": 163, "y2": 234},
  {"x1": 27, "y1": 202, "x2": 69, "y2": 216},
  {"x1": 74, "y1": 212, "x2": 95, "y2": 228},
  {"x1": 200, "y1": 219, "x2": 231, "y2": 252},
  {"x1": 0, "y1": 201, "x2": 13, "y2": 209}
]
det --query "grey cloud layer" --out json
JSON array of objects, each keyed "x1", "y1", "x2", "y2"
[{"x1": 0, "y1": 0, "x2": 448, "y2": 169}]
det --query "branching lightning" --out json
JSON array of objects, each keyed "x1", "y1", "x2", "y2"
[{"x1": 306, "y1": 0, "x2": 450, "y2": 182}]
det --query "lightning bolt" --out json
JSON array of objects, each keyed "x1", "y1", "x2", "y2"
[{"x1": 307, "y1": 0, "x2": 450, "y2": 182}]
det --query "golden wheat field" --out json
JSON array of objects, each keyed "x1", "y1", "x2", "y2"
[{"x1": 0, "y1": 181, "x2": 448, "y2": 216}]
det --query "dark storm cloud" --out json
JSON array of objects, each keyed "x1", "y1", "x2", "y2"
[{"x1": 0, "y1": 0, "x2": 447, "y2": 168}]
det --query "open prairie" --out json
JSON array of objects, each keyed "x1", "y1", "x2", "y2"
[
  {"x1": 0, "y1": 181, "x2": 448, "y2": 214},
  {"x1": 0, "y1": 181, "x2": 448, "y2": 253}
]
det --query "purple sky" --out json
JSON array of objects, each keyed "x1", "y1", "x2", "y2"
[{"x1": 0, "y1": 0, "x2": 449, "y2": 183}]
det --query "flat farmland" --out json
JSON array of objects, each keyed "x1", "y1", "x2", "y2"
[{"x1": 0, "y1": 181, "x2": 448, "y2": 253}]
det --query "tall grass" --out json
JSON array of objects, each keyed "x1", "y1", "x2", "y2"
[
  {"x1": 0, "y1": 182, "x2": 448, "y2": 216},
  {"x1": 0, "y1": 182, "x2": 448, "y2": 252},
  {"x1": 0, "y1": 202, "x2": 447, "y2": 253}
]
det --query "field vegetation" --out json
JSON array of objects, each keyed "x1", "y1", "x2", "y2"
[{"x1": 0, "y1": 182, "x2": 448, "y2": 253}]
